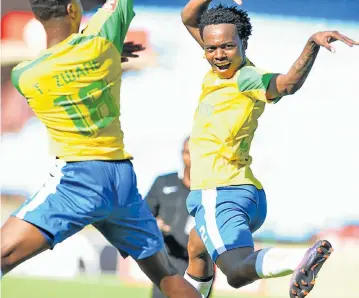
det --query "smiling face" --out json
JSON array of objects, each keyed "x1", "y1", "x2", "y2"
[{"x1": 203, "y1": 23, "x2": 245, "y2": 79}]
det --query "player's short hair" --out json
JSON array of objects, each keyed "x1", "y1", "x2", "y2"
[
  {"x1": 29, "y1": 0, "x2": 72, "y2": 21},
  {"x1": 199, "y1": 4, "x2": 252, "y2": 41}
]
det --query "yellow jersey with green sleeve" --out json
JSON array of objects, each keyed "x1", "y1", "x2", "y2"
[
  {"x1": 190, "y1": 65, "x2": 281, "y2": 190},
  {"x1": 11, "y1": 0, "x2": 135, "y2": 161}
]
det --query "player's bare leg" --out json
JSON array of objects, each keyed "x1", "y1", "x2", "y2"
[
  {"x1": 185, "y1": 232, "x2": 333, "y2": 297},
  {"x1": 186, "y1": 239, "x2": 333, "y2": 297},
  {"x1": 216, "y1": 241, "x2": 333, "y2": 293},
  {"x1": 184, "y1": 229, "x2": 214, "y2": 298},
  {"x1": 137, "y1": 248, "x2": 203, "y2": 298},
  {"x1": 1, "y1": 217, "x2": 51, "y2": 276},
  {"x1": 187, "y1": 229, "x2": 213, "y2": 278},
  {"x1": 217, "y1": 244, "x2": 333, "y2": 291}
]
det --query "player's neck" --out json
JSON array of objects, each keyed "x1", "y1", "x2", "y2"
[
  {"x1": 44, "y1": 21, "x2": 76, "y2": 49},
  {"x1": 182, "y1": 167, "x2": 190, "y2": 189}
]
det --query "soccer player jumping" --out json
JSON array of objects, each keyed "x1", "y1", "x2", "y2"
[
  {"x1": 181, "y1": 1, "x2": 358, "y2": 298},
  {"x1": 0, "y1": 1, "x2": 203, "y2": 297}
]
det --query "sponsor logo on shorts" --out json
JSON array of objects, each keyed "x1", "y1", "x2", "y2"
[{"x1": 66, "y1": 171, "x2": 74, "y2": 177}]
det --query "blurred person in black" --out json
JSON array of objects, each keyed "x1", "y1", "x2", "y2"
[
  {"x1": 81, "y1": 0, "x2": 106, "y2": 11},
  {"x1": 146, "y1": 137, "x2": 215, "y2": 298}
]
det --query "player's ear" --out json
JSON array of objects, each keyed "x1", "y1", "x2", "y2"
[
  {"x1": 67, "y1": 3, "x2": 74, "y2": 19},
  {"x1": 67, "y1": 2, "x2": 78, "y2": 20}
]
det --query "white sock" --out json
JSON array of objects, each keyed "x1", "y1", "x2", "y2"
[
  {"x1": 184, "y1": 271, "x2": 213, "y2": 298},
  {"x1": 255, "y1": 247, "x2": 308, "y2": 279}
]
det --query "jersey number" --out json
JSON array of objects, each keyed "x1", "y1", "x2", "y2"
[
  {"x1": 199, "y1": 225, "x2": 208, "y2": 244},
  {"x1": 54, "y1": 81, "x2": 117, "y2": 136}
]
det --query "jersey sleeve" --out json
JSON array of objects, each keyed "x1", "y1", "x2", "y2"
[
  {"x1": 11, "y1": 62, "x2": 26, "y2": 96},
  {"x1": 237, "y1": 66, "x2": 282, "y2": 104},
  {"x1": 82, "y1": 0, "x2": 135, "y2": 53}
]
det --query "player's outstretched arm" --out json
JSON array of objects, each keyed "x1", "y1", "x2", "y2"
[
  {"x1": 83, "y1": 0, "x2": 135, "y2": 53},
  {"x1": 266, "y1": 31, "x2": 359, "y2": 100},
  {"x1": 181, "y1": 0, "x2": 212, "y2": 47}
]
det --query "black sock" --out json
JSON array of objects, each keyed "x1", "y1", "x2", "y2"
[{"x1": 187, "y1": 272, "x2": 213, "y2": 282}]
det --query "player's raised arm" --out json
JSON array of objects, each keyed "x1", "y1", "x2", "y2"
[
  {"x1": 181, "y1": 0, "x2": 212, "y2": 47},
  {"x1": 82, "y1": 0, "x2": 135, "y2": 53},
  {"x1": 266, "y1": 31, "x2": 359, "y2": 100},
  {"x1": 181, "y1": 0, "x2": 244, "y2": 47}
]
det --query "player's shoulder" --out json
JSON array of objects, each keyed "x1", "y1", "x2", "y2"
[
  {"x1": 12, "y1": 60, "x2": 32, "y2": 73},
  {"x1": 11, "y1": 52, "x2": 51, "y2": 95},
  {"x1": 12, "y1": 50, "x2": 51, "y2": 74},
  {"x1": 237, "y1": 66, "x2": 274, "y2": 92},
  {"x1": 11, "y1": 60, "x2": 33, "y2": 95}
]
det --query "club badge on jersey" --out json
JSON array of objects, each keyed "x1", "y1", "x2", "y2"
[{"x1": 103, "y1": 0, "x2": 117, "y2": 11}]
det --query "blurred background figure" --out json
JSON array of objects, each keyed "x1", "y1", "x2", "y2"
[{"x1": 146, "y1": 137, "x2": 215, "y2": 298}]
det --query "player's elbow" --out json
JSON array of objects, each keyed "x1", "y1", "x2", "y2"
[
  {"x1": 180, "y1": 7, "x2": 195, "y2": 27},
  {"x1": 181, "y1": 11, "x2": 189, "y2": 25},
  {"x1": 279, "y1": 80, "x2": 303, "y2": 96},
  {"x1": 277, "y1": 75, "x2": 303, "y2": 96},
  {"x1": 180, "y1": 7, "x2": 187, "y2": 22},
  {"x1": 286, "y1": 83, "x2": 303, "y2": 95}
]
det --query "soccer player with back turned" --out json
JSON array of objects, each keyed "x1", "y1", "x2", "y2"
[{"x1": 0, "y1": 1, "x2": 204, "y2": 297}]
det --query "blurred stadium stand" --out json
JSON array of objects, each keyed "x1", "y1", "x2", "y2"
[{"x1": 2, "y1": 0, "x2": 359, "y2": 21}]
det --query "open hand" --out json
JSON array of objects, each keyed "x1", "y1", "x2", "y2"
[
  {"x1": 310, "y1": 31, "x2": 359, "y2": 53},
  {"x1": 121, "y1": 41, "x2": 145, "y2": 63}
]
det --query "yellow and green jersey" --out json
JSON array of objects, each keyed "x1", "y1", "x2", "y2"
[
  {"x1": 11, "y1": 0, "x2": 135, "y2": 161},
  {"x1": 190, "y1": 62, "x2": 281, "y2": 190}
]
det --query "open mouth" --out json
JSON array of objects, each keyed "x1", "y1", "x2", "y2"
[{"x1": 215, "y1": 62, "x2": 231, "y2": 71}]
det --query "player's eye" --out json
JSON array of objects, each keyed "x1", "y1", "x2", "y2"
[
  {"x1": 224, "y1": 44, "x2": 235, "y2": 49},
  {"x1": 205, "y1": 46, "x2": 216, "y2": 53}
]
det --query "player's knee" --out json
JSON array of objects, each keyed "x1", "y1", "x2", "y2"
[
  {"x1": 187, "y1": 240, "x2": 201, "y2": 258},
  {"x1": 137, "y1": 249, "x2": 179, "y2": 288},
  {"x1": 1, "y1": 218, "x2": 49, "y2": 274},
  {"x1": 187, "y1": 229, "x2": 206, "y2": 259},
  {"x1": 1, "y1": 240, "x2": 17, "y2": 273},
  {"x1": 219, "y1": 261, "x2": 254, "y2": 289},
  {"x1": 1, "y1": 229, "x2": 16, "y2": 257},
  {"x1": 1, "y1": 254, "x2": 15, "y2": 273},
  {"x1": 225, "y1": 267, "x2": 253, "y2": 289}
]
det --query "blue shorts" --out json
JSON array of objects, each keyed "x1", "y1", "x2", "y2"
[
  {"x1": 186, "y1": 185, "x2": 267, "y2": 262},
  {"x1": 12, "y1": 159, "x2": 164, "y2": 260}
]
